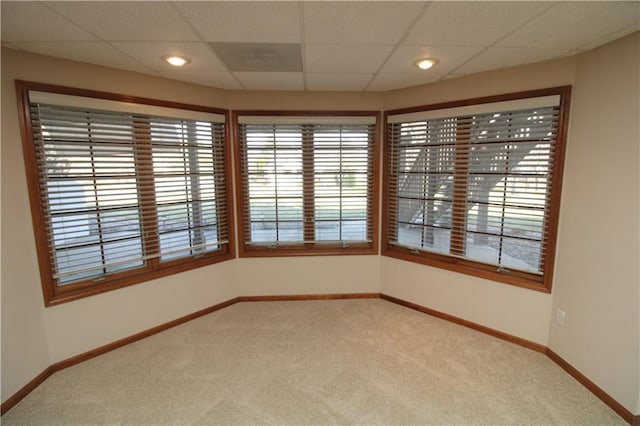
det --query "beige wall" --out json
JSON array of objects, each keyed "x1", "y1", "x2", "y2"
[
  {"x1": 236, "y1": 256, "x2": 380, "y2": 297},
  {"x1": 549, "y1": 32, "x2": 640, "y2": 414},
  {"x1": 42, "y1": 263, "x2": 238, "y2": 363},
  {"x1": 225, "y1": 89, "x2": 383, "y2": 111},
  {"x1": 2, "y1": 32, "x2": 639, "y2": 415},
  {"x1": 380, "y1": 257, "x2": 553, "y2": 343},
  {"x1": 1, "y1": 66, "x2": 50, "y2": 396}
]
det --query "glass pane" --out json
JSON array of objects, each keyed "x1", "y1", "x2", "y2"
[
  {"x1": 397, "y1": 225, "x2": 451, "y2": 254},
  {"x1": 39, "y1": 107, "x2": 144, "y2": 283},
  {"x1": 465, "y1": 233, "x2": 500, "y2": 265},
  {"x1": 499, "y1": 237, "x2": 541, "y2": 272},
  {"x1": 341, "y1": 219, "x2": 367, "y2": 241},
  {"x1": 394, "y1": 119, "x2": 455, "y2": 253},
  {"x1": 465, "y1": 109, "x2": 553, "y2": 273},
  {"x1": 277, "y1": 221, "x2": 303, "y2": 242},
  {"x1": 55, "y1": 244, "x2": 103, "y2": 284},
  {"x1": 159, "y1": 230, "x2": 190, "y2": 261},
  {"x1": 243, "y1": 124, "x2": 305, "y2": 244},
  {"x1": 151, "y1": 120, "x2": 222, "y2": 260},
  {"x1": 315, "y1": 219, "x2": 368, "y2": 242},
  {"x1": 315, "y1": 220, "x2": 340, "y2": 241},
  {"x1": 465, "y1": 233, "x2": 541, "y2": 272},
  {"x1": 104, "y1": 237, "x2": 144, "y2": 273},
  {"x1": 313, "y1": 126, "x2": 371, "y2": 243}
]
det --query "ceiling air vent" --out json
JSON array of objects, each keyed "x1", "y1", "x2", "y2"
[{"x1": 209, "y1": 42, "x2": 303, "y2": 72}]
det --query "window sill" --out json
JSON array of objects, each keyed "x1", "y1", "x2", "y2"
[
  {"x1": 44, "y1": 251, "x2": 235, "y2": 306},
  {"x1": 382, "y1": 245, "x2": 551, "y2": 293},
  {"x1": 239, "y1": 242, "x2": 378, "y2": 258}
]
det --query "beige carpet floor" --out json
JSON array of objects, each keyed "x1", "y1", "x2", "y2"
[{"x1": 2, "y1": 299, "x2": 627, "y2": 425}]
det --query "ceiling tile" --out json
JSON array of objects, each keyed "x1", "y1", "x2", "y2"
[
  {"x1": 405, "y1": 1, "x2": 553, "y2": 46},
  {"x1": 367, "y1": 71, "x2": 444, "y2": 92},
  {"x1": 233, "y1": 72, "x2": 304, "y2": 91},
  {"x1": 497, "y1": 1, "x2": 640, "y2": 49},
  {"x1": 174, "y1": 2, "x2": 301, "y2": 43},
  {"x1": 379, "y1": 45, "x2": 485, "y2": 76},
  {"x1": 579, "y1": 23, "x2": 640, "y2": 51},
  {"x1": 306, "y1": 73, "x2": 373, "y2": 92},
  {"x1": 47, "y1": 1, "x2": 199, "y2": 41},
  {"x1": 11, "y1": 41, "x2": 155, "y2": 74},
  {"x1": 112, "y1": 42, "x2": 227, "y2": 73},
  {"x1": 455, "y1": 47, "x2": 569, "y2": 75},
  {"x1": 305, "y1": 44, "x2": 394, "y2": 73},
  {"x1": 1, "y1": 2, "x2": 97, "y2": 42},
  {"x1": 160, "y1": 71, "x2": 243, "y2": 90},
  {"x1": 303, "y1": 2, "x2": 425, "y2": 45}
]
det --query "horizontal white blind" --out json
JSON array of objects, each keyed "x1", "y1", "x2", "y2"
[
  {"x1": 30, "y1": 91, "x2": 226, "y2": 123},
  {"x1": 238, "y1": 121, "x2": 375, "y2": 246},
  {"x1": 29, "y1": 100, "x2": 228, "y2": 285},
  {"x1": 387, "y1": 95, "x2": 560, "y2": 123},
  {"x1": 238, "y1": 116, "x2": 376, "y2": 125},
  {"x1": 388, "y1": 103, "x2": 560, "y2": 274},
  {"x1": 149, "y1": 118, "x2": 229, "y2": 261}
]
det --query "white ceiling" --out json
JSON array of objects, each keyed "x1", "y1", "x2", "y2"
[{"x1": 2, "y1": 1, "x2": 639, "y2": 92}]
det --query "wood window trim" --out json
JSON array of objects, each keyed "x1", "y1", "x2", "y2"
[
  {"x1": 16, "y1": 80, "x2": 235, "y2": 306},
  {"x1": 382, "y1": 86, "x2": 571, "y2": 293},
  {"x1": 233, "y1": 110, "x2": 381, "y2": 258}
]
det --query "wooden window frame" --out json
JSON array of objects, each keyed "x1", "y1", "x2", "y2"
[
  {"x1": 382, "y1": 87, "x2": 571, "y2": 293},
  {"x1": 16, "y1": 81, "x2": 235, "y2": 306},
  {"x1": 233, "y1": 111, "x2": 381, "y2": 258}
]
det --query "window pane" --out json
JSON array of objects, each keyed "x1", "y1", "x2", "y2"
[
  {"x1": 392, "y1": 119, "x2": 456, "y2": 253},
  {"x1": 151, "y1": 120, "x2": 224, "y2": 260},
  {"x1": 313, "y1": 125, "x2": 371, "y2": 243},
  {"x1": 464, "y1": 109, "x2": 554, "y2": 272},
  {"x1": 244, "y1": 124, "x2": 304, "y2": 243},
  {"x1": 37, "y1": 106, "x2": 144, "y2": 284}
]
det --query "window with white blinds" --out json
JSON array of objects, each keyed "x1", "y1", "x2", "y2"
[
  {"x1": 384, "y1": 87, "x2": 570, "y2": 292},
  {"x1": 19, "y1": 82, "x2": 233, "y2": 305},
  {"x1": 235, "y1": 113, "x2": 379, "y2": 256}
]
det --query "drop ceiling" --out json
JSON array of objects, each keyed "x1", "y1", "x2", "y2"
[{"x1": 1, "y1": 1, "x2": 639, "y2": 92}]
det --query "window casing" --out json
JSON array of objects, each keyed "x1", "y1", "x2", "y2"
[
  {"x1": 17, "y1": 81, "x2": 234, "y2": 305},
  {"x1": 383, "y1": 87, "x2": 571, "y2": 292},
  {"x1": 234, "y1": 112, "x2": 380, "y2": 256}
]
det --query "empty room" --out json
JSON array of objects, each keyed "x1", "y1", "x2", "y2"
[{"x1": 1, "y1": 1, "x2": 639, "y2": 424}]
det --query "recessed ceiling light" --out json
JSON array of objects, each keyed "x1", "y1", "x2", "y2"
[
  {"x1": 163, "y1": 55, "x2": 190, "y2": 67},
  {"x1": 413, "y1": 58, "x2": 439, "y2": 70}
]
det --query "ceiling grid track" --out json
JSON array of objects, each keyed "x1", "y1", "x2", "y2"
[
  {"x1": 447, "y1": 1, "x2": 560, "y2": 77},
  {"x1": 363, "y1": 1, "x2": 433, "y2": 91},
  {"x1": 168, "y1": 0, "x2": 247, "y2": 90}
]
